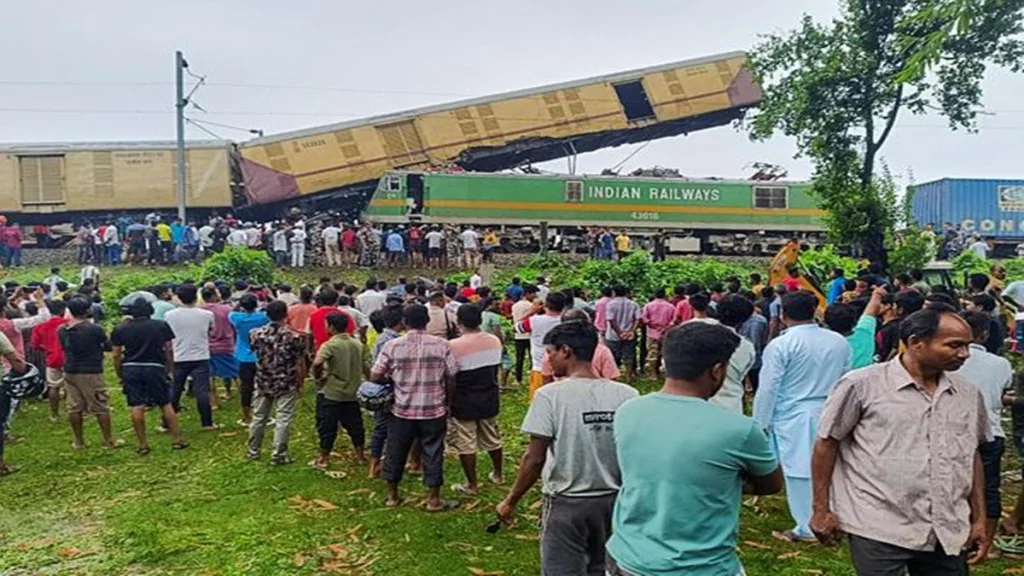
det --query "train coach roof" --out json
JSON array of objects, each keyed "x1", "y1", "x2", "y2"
[
  {"x1": 387, "y1": 170, "x2": 810, "y2": 187},
  {"x1": 242, "y1": 50, "x2": 749, "y2": 147},
  {"x1": 0, "y1": 140, "x2": 234, "y2": 153}
]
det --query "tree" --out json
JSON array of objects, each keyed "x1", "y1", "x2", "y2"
[{"x1": 747, "y1": 0, "x2": 1024, "y2": 265}]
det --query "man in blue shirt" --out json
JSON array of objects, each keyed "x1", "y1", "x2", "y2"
[
  {"x1": 606, "y1": 322, "x2": 782, "y2": 575},
  {"x1": 754, "y1": 290, "x2": 851, "y2": 543},
  {"x1": 826, "y1": 268, "x2": 846, "y2": 304},
  {"x1": 385, "y1": 229, "x2": 404, "y2": 268},
  {"x1": 505, "y1": 277, "x2": 524, "y2": 303}
]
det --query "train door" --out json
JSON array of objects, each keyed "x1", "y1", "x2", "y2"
[{"x1": 407, "y1": 174, "x2": 425, "y2": 215}]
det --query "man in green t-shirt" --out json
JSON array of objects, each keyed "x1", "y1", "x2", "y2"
[
  {"x1": 606, "y1": 322, "x2": 783, "y2": 576},
  {"x1": 311, "y1": 313, "x2": 366, "y2": 470}
]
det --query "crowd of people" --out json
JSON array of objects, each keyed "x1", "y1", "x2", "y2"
[
  {"x1": 1, "y1": 256, "x2": 1023, "y2": 575},
  {"x1": 0, "y1": 213, "x2": 506, "y2": 270}
]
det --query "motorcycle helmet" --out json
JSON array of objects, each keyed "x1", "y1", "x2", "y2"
[{"x1": 2, "y1": 363, "x2": 45, "y2": 399}]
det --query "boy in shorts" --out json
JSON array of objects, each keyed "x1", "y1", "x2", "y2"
[{"x1": 111, "y1": 298, "x2": 188, "y2": 455}]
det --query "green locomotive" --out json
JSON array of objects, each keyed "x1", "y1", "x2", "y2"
[{"x1": 362, "y1": 171, "x2": 825, "y2": 254}]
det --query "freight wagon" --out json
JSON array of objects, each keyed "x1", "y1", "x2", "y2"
[
  {"x1": 911, "y1": 178, "x2": 1024, "y2": 257},
  {"x1": 0, "y1": 140, "x2": 240, "y2": 226},
  {"x1": 362, "y1": 171, "x2": 825, "y2": 254}
]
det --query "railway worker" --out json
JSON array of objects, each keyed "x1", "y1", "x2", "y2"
[
  {"x1": 753, "y1": 290, "x2": 851, "y2": 543},
  {"x1": 321, "y1": 221, "x2": 342, "y2": 267},
  {"x1": 289, "y1": 223, "x2": 307, "y2": 268},
  {"x1": 424, "y1": 226, "x2": 444, "y2": 269}
]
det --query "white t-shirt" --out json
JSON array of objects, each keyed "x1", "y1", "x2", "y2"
[
  {"x1": 968, "y1": 241, "x2": 988, "y2": 258},
  {"x1": 511, "y1": 300, "x2": 534, "y2": 341},
  {"x1": 355, "y1": 290, "x2": 386, "y2": 315},
  {"x1": 470, "y1": 274, "x2": 483, "y2": 289},
  {"x1": 198, "y1": 225, "x2": 214, "y2": 247},
  {"x1": 103, "y1": 226, "x2": 119, "y2": 245},
  {"x1": 245, "y1": 228, "x2": 261, "y2": 247},
  {"x1": 227, "y1": 229, "x2": 247, "y2": 246},
  {"x1": 164, "y1": 307, "x2": 214, "y2": 362},
  {"x1": 426, "y1": 231, "x2": 443, "y2": 249},
  {"x1": 273, "y1": 230, "x2": 288, "y2": 252},
  {"x1": 955, "y1": 343, "x2": 1013, "y2": 438},
  {"x1": 521, "y1": 377, "x2": 639, "y2": 496},
  {"x1": 516, "y1": 313, "x2": 562, "y2": 370},
  {"x1": 290, "y1": 228, "x2": 307, "y2": 245},
  {"x1": 80, "y1": 266, "x2": 100, "y2": 284},
  {"x1": 322, "y1": 226, "x2": 341, "y2": 244},
  {"x1": 461, "y1": 229, "x2": 480, "y2": 250}
]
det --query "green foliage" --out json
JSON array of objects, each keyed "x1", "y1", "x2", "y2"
[
  {"x1": 198, "y1": 247, "x2": 276, "y2": 286},
  {"x1": 748, "y1": 0, "x2": 1024, "y2": 262},
  {"x1": 952, "y1": 250, "x2": 991, "y2": 277},
  {"x1": 799, "y1": 246, "x2": 861, "y2": 281},
  {"x1": 887, "y1": 226, "x2": 936, "y2": 274}
]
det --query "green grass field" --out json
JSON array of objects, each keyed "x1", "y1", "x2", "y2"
[{"x1": 0, "y1": 265, "x2": 1019, "y2": 575}]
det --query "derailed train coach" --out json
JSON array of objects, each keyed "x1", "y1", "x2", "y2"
[
  {"x1": 363, "y1": 171, "x2": 826, "y2": 255},
  {"x1": 0, "y1": 140, "x2": 240, "y2": 226}
]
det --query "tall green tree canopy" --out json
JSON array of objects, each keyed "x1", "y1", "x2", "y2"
[{"x1": 747, "y1": 0, "x2": 1024, "y2": 264}]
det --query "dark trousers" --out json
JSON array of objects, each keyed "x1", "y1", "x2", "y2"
[
  {"x1": 514, "y1": 339, "x2": 530, "y2": 384},
  {"x1": 315, "y1": 395, "x2": 365, "y2": 452},
  {"x1": 382, "y1": 415, "x2": 445, "y2": 487},
  {"x1": 848, "y1": 534, "x2": 967, "y2": 576},
  {"x1": 980, "y1": 437, "x2": 1005, "y2": 519},
  {"x1": 0, "y1": 388, "x2": 9, "y2": 461},
  {"x1": 239, "y1": 362, "x2": 256, "y2": 409},
  {"x1": 371, "y1": 408, "x2": 392, "y2": 458},
  {"x1": 171, "y1": 360, "x2": 213, "y2": 427},
  {"x1": 540, "y1": 494, "x2": 617, "y2": 576}
]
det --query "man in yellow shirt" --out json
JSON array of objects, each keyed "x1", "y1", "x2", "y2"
[
  {"x1": 154, "y1": 220, "x2": 173, "y2": 264},
  {"x1": 615, "y1": 231, "x2": 631, "y2": 261},
  {"x1": 482, "y1": 228, "x2": 499, "y2": 263}
]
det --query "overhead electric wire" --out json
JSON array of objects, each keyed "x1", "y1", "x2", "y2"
[{"x1": 184, "y1": 117, "x2": 224, "y2": 140}]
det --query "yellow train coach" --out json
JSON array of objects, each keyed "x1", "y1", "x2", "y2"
[
  {"x1": 237, "y1": 50, "x2": 761, "y2": 208},
  {"x1": 0, "y1": 140, "x2": 236, "y2": 223}
]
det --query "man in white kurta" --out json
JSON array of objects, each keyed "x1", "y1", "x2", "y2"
[{"x1": 754, "y1": 290, "x2": 851, "y2": 542}]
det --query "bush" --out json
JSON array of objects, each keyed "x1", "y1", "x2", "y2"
[
  {"x1": 799, "y1": 246, "x2": 861, "y2": 281},
  {"x1": 199, "y1": 247, "x2": 276, "y2": 286},
  {"x1": 951, "y1": 251, "x2": 990, "y2": 278}
]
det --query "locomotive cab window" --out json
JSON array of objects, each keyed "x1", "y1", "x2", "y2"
[
  {"x1": 385, "y1": 175, "x2": 402, "y2": 192},
  {"x1": 754, "y1": 186, "x2": 788, "y2": 209},
  {"x1": 565, "y1": 180, "x2": 583, "y2": 203}
]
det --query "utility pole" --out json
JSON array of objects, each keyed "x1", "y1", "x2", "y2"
[{"x1": 175, "y1": 50, "x2": 188, "y2": 222}]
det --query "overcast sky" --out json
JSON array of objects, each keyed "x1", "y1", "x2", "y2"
[{"x1": 4, "y1": 0, "x2": 1024, "y2": 187}]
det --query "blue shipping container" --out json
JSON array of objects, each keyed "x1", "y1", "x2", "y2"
[{"x1": 911, "y1": 178, "x2": 1024, "y2": 240}]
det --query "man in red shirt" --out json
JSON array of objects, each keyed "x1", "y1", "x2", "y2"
[
  {"x1": 307, "y1": 287, "x2": 356, "y2": 352},
  {"x1": 341, "y1": 226, "x2": 358, "y2": 265},
  {"x1": 31, "y1": 299, "x2": 69, "y2": 420},
  {"x1": 782, "y1": 266, "x2": 803, "y2": 292}
]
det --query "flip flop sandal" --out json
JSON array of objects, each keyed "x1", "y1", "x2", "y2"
[
  {"x1": 386, "y1": 497, "x2": 404, "y2": 508},
  {"x1": 488, "y1": 473, "x2": 504, "y2": 485},
  {"x1": 105, "y1": 439, "x2": 126, "y2": 449},
  {"x1": 451, "y1": 484, "x2": 478, "y2": 496},
  {"x1": 0, "y1": 465, "x2": 18, "y2": 477},
  {"x1": 325, "y1": 471, "x2": 348, "y2": 480},
  {"x1": 71, "y1": 443, "x2": 86, "y2": 451},
  {"x1": 136, "y1": 446, "x2": 152, "y2": 456},
  {"x1": 171, "y1": 441, "x2": 190, "y2": 450},
  {"x1": 425, "y1": 499, "x2": 462, "y2": 513},
  {"x1": 308, "y1": 459, "x2": 329, "y2": 471}
]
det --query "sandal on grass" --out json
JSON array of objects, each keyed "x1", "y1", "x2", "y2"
[
  {"x1": 0, "y1": 465, "x2": 17, "y2": 477},
  {"x1": 451, "y1": 484, "x2": 478, "y2": 496},
  {"x1": 425, "y1": 499, "x2": 462, "y2": 513},
  {"x1": 136, "y1": 446, "x2": 151, "y2": 456},
  {"x1": 171, "y1": 441, "x2": 190, "y2": 450}
]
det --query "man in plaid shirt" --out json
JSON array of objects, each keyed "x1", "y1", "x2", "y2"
[{"x1": 371, "y1": 303, "x2": 459, "y2": 511}]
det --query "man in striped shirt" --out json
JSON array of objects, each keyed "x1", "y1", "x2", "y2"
[
  {"x1": 371, "y1": 303, "x2": 459, "y2": 511},
  {"x1": 448, "y1": 304, "x2": 505, "y2": 496}
]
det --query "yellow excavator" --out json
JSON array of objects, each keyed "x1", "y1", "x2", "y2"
[{"x1": 768, "y1": 240, "x2": 829, "y2": 315}]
